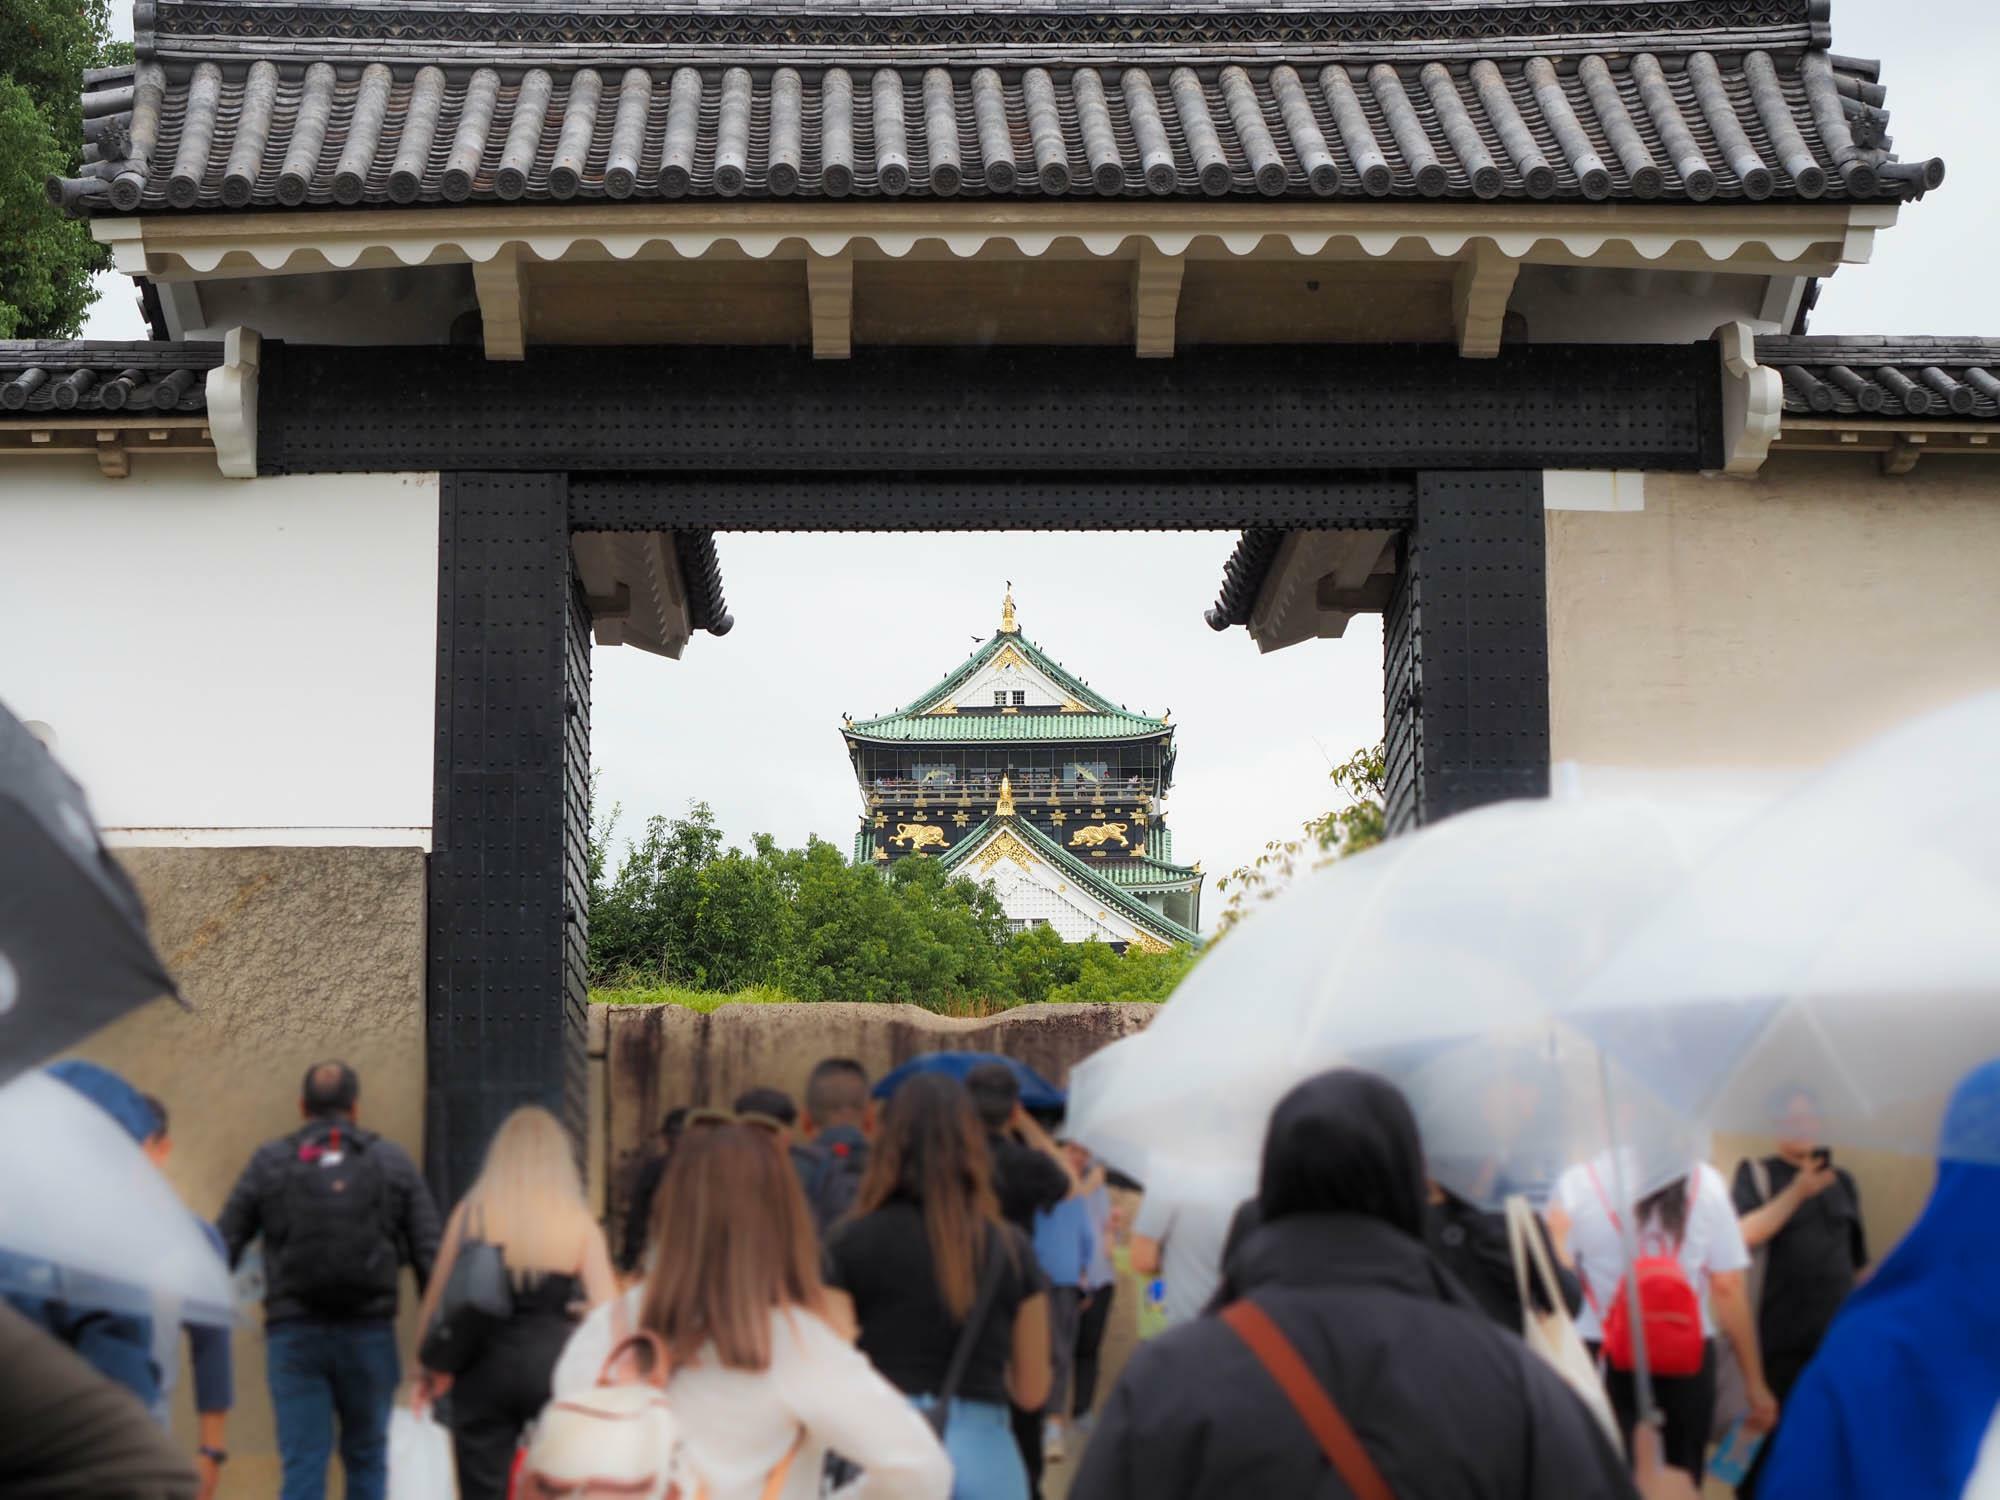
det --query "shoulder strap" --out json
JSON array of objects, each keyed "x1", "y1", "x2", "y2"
[
  {"x1": 1221, "y1": 1301, "x2": 1396, "y2": 1500},
  {"x1": 935, "y1": 1227, "x2": 1010, "y2": 1416},
  {"x1": 1505, "y1": 1195, "x2": 1563, "y2": 1329},
  {"x1": 1584, "y1": 1162, "x2": 1623, "y2": 1236}
]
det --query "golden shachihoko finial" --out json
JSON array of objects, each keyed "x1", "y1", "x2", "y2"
[
  {"x1": 999, "y1": 585, "x2": 1019, "y2": 635},
  {"x1": 996, "y1": 775, "x2": 1017, "y2": 817}
]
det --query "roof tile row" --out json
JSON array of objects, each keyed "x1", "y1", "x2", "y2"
[
  {"x1": 56, "y1": 45, "x2": 1935, "y2": 213},
  {"x1": 0, "y1": 340, "x2": 218, "y2": 414},
  {"x1": 1760, "y1": 335, "x2": 2000, "y2": 420}
]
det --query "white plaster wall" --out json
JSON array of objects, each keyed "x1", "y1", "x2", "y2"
[
  {"x1": 1512, "y1": 265, "x2": 1776, "y2": 343},
  {"x1": 950, "y1": 652, "x2": 1071, "y2": 710},
  {"x1": 0, "y1": 459, "x2": 439, "y2": 844},
  {"x1": 169, "y1": 265, "x2": 478, "y2": 345},
  {"x1": 1546, "y1": 454, "x2": 2000, "y2": 772}
]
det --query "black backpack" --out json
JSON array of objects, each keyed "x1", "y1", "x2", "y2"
[
  {"x1": 276, "y1": 1123, "x2": 400, "y2": 1315},
  {"x1": 799, "y1": 1135, "x2": 869, "y2": 1235}
]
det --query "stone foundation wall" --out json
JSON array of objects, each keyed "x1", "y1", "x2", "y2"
[
  {"x1": 600, "y1": 1001, "x2": 1155, "y2": 1246},
  {"x1": 75, "y1": 845, "x2": 427, "y2": 1500}
]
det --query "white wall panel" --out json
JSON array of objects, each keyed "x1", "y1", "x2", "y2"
[{"x1": 0, "y1": 460, "x2": 439, "y2": 844}]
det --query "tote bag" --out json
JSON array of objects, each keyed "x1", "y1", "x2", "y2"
[{"x1": 1506, "y1": 1195, "x2": 1622, "y2": 1448}]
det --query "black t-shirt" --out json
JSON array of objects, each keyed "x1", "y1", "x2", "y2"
[
  {"x1": 988, "y1": 1134, "x2": 1070, "y2": 1232},
  {"x1": 825, "y1": 1200, "x2": 1048, "y2": 1405},
  {"x1": 1732, "y1": 1156, "x2": 1868, "y2": 1364}
]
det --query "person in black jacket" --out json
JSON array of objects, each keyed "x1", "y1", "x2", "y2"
[
  {"x1": 1425, "y1": 1186, "x2": 1583, "y2": 1332},
  {"x1": 215, "y1": 1062, "x2": 441, "y2": 1500},
  {"x1": 618, "y1": 1106, "x2": 688, "y2": 1274},
  {"x1": 1070, "y1": 1069, "x2": 1638, "y2": 1500}
]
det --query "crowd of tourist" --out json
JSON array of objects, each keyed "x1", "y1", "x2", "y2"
[{"x1": 6, "y1": 1051, "x2": 1997, "y2": 1500}]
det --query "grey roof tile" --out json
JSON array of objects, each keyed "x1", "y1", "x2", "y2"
[
  {"x1": 1757, "y1": 335, "x2": 2000, "y2": 420},
  {"x1": 53, "y1": 31, "x2": 1941, "y2": 213},
  {"x1": 0, "y1": 340, "x2": 219, "y2": 413}
]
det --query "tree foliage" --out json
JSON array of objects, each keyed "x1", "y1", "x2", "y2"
[
  {"x1": 0, "y1": 0, "x2": 121, "y2": 337},
  {"x1": 588, "y1": 800, "x2": 1192, "y2": 1012},
  {"x1": 1212, "y1": 743, "x2": 1387, "y2": 936}
]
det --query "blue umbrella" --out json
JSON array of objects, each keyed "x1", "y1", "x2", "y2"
[{"x1": 873, "y1": 1051, "x2": 1066, "y2": 1112}]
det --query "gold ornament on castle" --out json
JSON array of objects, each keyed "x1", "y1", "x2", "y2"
[{"x1": 1071, "y1": 823, "x2": 1129, "y2": 849}]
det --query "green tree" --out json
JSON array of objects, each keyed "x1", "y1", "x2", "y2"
[
  {"x1": 588, "y1": 794, "x2": 1206, "y2": 1011},
  {"x1": 0, "y1": 0, "x2": 119, "y2": 337},
  {"x1": 1046, "y1": 939, "x2": 1199, "y2": 1005},
  {"x1": 1213, "y1": 743, "x2": 1387, "y2": 936},
  {"x1": 589, "y1": 800, "x2": 727, "y2": 981},
  {"x1": 999, "y1": 922, "x2": 1084, "y2": 1005}
]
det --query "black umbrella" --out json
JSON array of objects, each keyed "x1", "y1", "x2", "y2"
[{"x1": 0, "y1": 702, "x2": 183, "y2": 1087}]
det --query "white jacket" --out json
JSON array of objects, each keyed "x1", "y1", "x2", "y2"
[{"x1": 553, "y1": 1288, "x2": 951, "y2": 1500}]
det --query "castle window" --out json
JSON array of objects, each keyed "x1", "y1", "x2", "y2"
[
  {"x1": 993, "y1": 690, "x2": 1007, "y2": 706},
  {"x1": 1011, "y1": 690, "x2": 1026, "y2": 706}
]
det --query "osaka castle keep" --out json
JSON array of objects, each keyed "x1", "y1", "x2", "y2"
[{"x1": 844, "y1": 594, "x2": 1201, "y2": 952}]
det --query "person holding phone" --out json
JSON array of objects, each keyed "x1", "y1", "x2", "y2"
[{"x1": 1729, "y1": 1089, "x2": 1869, "y2": 1497}]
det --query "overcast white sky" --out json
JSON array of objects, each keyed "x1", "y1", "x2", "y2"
[{"x1": 83, "y1": 5, "x2": 2000, "y2": 914}]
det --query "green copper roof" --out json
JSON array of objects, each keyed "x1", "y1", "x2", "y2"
[
  {"x1": 939, "y1": 814, "x2": 1200, "y2": 949},
  {"x1": 846, "y1": 710, "x2": 1167, "y2": 743},
  {"x1": 848, "y1": 626, "x2": 1170, "y2": 745},
  {"x1": 1102, "y1": 855, "x2": 1203, "y2": 891}
]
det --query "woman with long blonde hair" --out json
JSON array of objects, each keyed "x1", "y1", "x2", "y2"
[
  {"x1": 563, "y1": 1113, "x2": 950, "y2": 1500},
  {"x1": 824, "y1": 1075, "x2": 1051, "y2": 1500},
  {"x1": 414, "y1": 1106, "x2": 616, "y2": 1500}
]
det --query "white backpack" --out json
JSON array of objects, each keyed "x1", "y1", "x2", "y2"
[{"x1": 518, "y1": 1331, "x2": 803, "y2": 1500}]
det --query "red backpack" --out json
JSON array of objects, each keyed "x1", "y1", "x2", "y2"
[{"x1": 1585, "y1": 1167, "x2": 1705, "y2": 1378}]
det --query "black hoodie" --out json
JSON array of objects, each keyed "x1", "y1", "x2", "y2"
[{"x1": 1070, "y1": 1071, "x2": 1635, "y2": 1500}]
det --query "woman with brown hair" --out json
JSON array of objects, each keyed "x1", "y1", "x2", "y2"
[
  {"x1": 562, "y1": 1113, "x2": 951, "y2": 1500},
  {"x1": 826, "y1": 1075, "x2": 1052, "y2": 1500}
]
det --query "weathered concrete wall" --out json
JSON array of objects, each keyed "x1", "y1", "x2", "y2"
[
  {"x1": 1547, "y1": 454, "x2": 2000, "y2": 771},
  {"x1": 603, "y1": 1001, "x2": 1153, "y2": 1246},
  {"x1": 73, "y1": 846, "x2": 426, "y2": 1500}
]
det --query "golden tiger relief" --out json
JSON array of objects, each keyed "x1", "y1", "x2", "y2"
[
  {"x1": 892, "y1": 823, "x2": 947, "y2": 852},
  {"x1": 1070, "y1": 823, "x2": 1129, "y2": 849}
]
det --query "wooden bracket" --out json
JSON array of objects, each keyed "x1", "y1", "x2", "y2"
[
  {"x1": 205, "y1": 325, "x2": 260, "y2": 477},
  {"x1": 471, "y1": 244, "x2": 529, "y2": 360},
  {"x1": 94, "y1": 430, "x2": 129, "y2": 478},
  {"x1": 807, "y1": 250, "x2": 854, "y2": 360},
  {"x1": 1882, "y1": 433, "x2": 1926, "y2": 475},
  {"x1": 1132, "y1": 245, "x2": 1185, "y2": 359},
  {"x1": 1453, "y1": 240, "x2": 1519, "y2": 359},
  {"x1": 1716, "y1": 321, "x2": 1782, "y2": 477}
]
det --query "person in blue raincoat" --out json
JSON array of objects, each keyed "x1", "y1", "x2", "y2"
[{"x1": 1757, "y1": 1058, "x2": 2000, "y2": 1500}]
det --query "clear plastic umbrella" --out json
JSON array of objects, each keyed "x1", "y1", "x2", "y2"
[
  {"x1": 1068, "y1": 794, "x2": 1753, "y2": 1206},
  {"x1": 0, "y1": 1071, "x2": 235, "y2": 1326},
  {"x1": 1571, "y1": 690, "x2": 2000, "y2": 1165}
]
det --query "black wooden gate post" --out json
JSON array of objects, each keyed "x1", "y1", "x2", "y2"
[
  {"x1": 1384, "y1": 471, "x2": 1551, "y2": 832},
  {"x1": 429, "y1": 473, "x2": 592, "y2": 1203}
]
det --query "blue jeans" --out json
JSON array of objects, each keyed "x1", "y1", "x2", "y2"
[
  {"x1": 909, "y1": 1395, "x2": 1028, "y2": 1500},
  {"x1": 267, "y1": 1320, "x2": 401, "y2": 1500}
]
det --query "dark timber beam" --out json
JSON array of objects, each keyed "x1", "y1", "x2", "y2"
[
  {"x1": 259, "y1": 343, "x2": 1724, "y2": 478},
  {"x1": 429, "y1": 472, "x2": 591, "y2": 1203},
  {"x1": 1383, "y1": 471, "x2": 1550, "y2": 832},
  {"x1": 568, "y1": 474, "x2": 1415, "y2": 532}
]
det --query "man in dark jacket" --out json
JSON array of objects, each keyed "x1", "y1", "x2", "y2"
[
  {"x1": 1070, "y1": 1070, "x2": 1637, "y2": 1500},
  {"x1": 792, "y1": 1057, "x2": 874, "y2": 1235},
  {"x1": 216, "y1": 1062, "x2": 440, "y2": 1500}
]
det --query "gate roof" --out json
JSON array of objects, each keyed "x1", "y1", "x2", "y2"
[{"x1": 53, "y1": 0, "x2": 1943, "y2": 215}]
